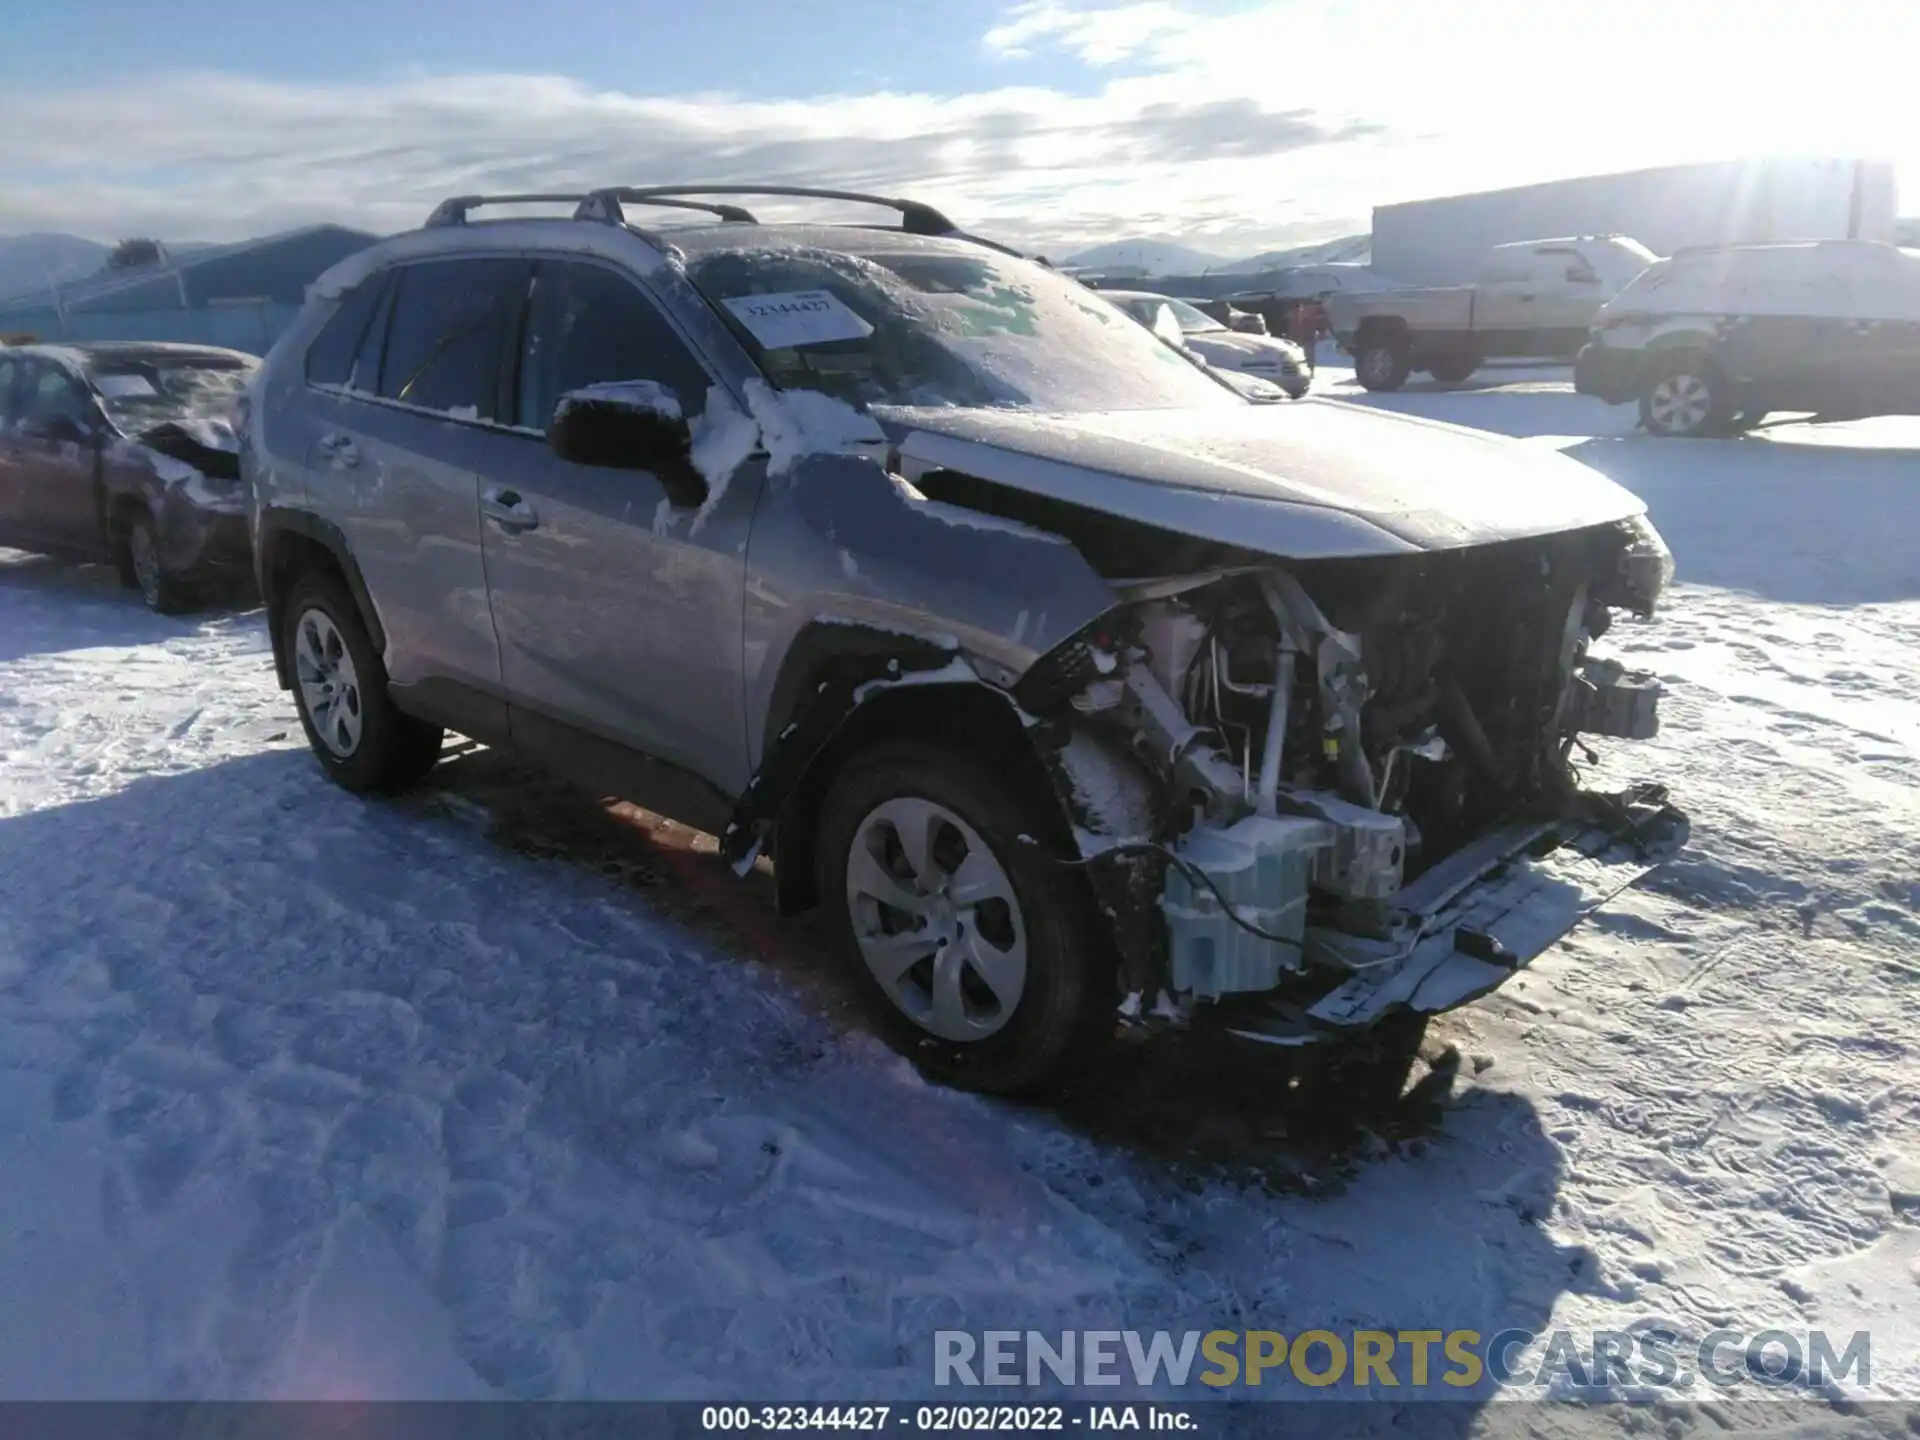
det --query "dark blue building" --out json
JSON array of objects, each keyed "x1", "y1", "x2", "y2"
[{"x1": 0, "y1": 225, "x2": 380, "y2": 355}]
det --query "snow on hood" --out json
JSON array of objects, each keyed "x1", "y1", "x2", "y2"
[
  {"x1": 1184, "y1": 333, "x2": 1302, "y2": 368},
  {"x1": 878, "y1": 401, "x2": 1646, "y2": 558}
]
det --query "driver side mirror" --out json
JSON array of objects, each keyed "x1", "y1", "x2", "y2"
[
  {"x1": 548, "y1": 387, "x2": 709, "y2": 509},
  {"x1": 1566, "y1": 266, "x2": 1599, "y2": 284}
]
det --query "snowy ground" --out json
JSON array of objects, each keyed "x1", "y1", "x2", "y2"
[{"x1": 0, "y1": 367, "x2": 1916, "y2": 1430}]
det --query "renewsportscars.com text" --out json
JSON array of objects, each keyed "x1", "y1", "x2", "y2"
[{"x1": 934, "y1": 1327, "x2": 1871, "y2": 1393}]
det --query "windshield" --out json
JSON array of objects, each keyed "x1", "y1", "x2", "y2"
[
  {"x1": 684, "y1": 245, "x2": 1243, "y2": 413},
  {"x1": 1114, "y1": 294, "x2": 1225, "y2": 335},
  {"x1": 1161, "y1": 298, "x2": 1228, "y2": 334},
  {"x1": 87, "y1": 354, "x2": 256, "y2": 430}
]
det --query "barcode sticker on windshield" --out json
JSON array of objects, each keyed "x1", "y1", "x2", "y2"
[{"x1": 721, "y1": 291, "x2": 874, "y2": 350}]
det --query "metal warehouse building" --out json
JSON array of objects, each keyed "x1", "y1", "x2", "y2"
[
  {"x1": 0, "y1": 225, "x2": 381, "y2": 355},
  {"x1": 1370, "y1": 157, "x2": 1897, "y2": 285}
]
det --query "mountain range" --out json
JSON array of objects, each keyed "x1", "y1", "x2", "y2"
[
  {"x1": 0, "y1": 233, "x2": 112, "y2": 300},
  {"x1": 1058, "y1": 232, "x2": 1371, "y2": 277}
]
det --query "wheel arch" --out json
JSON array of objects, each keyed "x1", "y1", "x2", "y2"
[
  {"x1": 1641, "y1": 323, "x2": 1723, "y2": 366},
  {"x1": 1353, "y1": 315, "x2": 1411, "y2": 351},
  {"x1": 730, "y1": 619, "x2": 1083, "y2": 919},
  {"x1": 256, "y1": 509, "x2": 384, "y2": 690}
]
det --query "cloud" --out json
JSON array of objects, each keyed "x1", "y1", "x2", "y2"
[
  {"x1": 982, "y1": 1, "x2": 1195, "y2": 64},
  {"x1": 1113, "y1": 100, "x2": 1385, "y2": 164},
  {"x1": 0, "y1": 66, "x2": 1383, "y2": 254},
  {"x1": 0, "y1": 0, "x2": 1911, "y2": 255}
]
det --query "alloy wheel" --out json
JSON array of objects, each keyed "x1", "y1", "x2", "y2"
[
  {"x1": 294, "y1": 607, "x2": 365, "y2": 757},
  {"x1": 1648, "y1": 373, "x2": 1714, "y2": 435},
  {"x1": 844, "y1": 796, "x2": 1028, "y2": 1041}
]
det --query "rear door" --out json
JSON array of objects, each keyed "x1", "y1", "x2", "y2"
[
  {"x1": 1776, "y1": 248, "x2": 1885, "y2": 416},
  {"x1": 6, "y1": 358, "x2": 108, "y2": 556},
  {"x1": 473, "y1": 256, "x2": 762, "y2": 802},
  {"x1": 300, "y1": 257, "x2": 525, "y2": 733},
  {"x1": 1834, "y1": 247, "x2": 1920, "y2": 416}
]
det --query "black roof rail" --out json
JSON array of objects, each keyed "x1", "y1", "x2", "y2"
[
  {"x1": 574, "y1": 190, "x2": 759, "y2": 225},
  {"x1": 840, "y1": 221, "x2": 1033, "y2": 261},
  {"x1": 425, "y1": 192, "x2": 754, "y2": 229},
  {"x1": 581, "y1": 184, "x2": 961, "y2": 237},
  {"x1": 424, "y1": 193, "x2": 589, "y2": 228}
]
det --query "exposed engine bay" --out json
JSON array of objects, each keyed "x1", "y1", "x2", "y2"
[{"x1": 1019, "y1": 512, "x2": 1686, "y2": 1041}]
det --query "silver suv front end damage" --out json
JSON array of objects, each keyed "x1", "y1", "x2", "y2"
[{"x1": 1018, "y1": 517, "x2": 1687, "y2": 1046}]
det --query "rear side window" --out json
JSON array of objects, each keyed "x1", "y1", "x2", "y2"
[
  {"x1": 28, "y1": 365, "x2": 93, "y2": 425},
  {"x1": 376, "y1": 259, "x2": 529, "y2": 419},
  {"x1": 0, "y1": 358, "x2": 19, "y2": 424},
  {"x1": 304, "y1": 275, "x2": 390, "y2": 387},
  {"x1": 1538, "y1": 247, "x2": 1597, "y2": 283},
  {"x1": 514, "y1": 261, "x2": 714, "y2": 432}
]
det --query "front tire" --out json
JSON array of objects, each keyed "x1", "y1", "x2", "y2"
[
  {"x1": 815, "y1": 740, "x2": 1108, "y2": 1094},
  {"x1": 1640, "y1": 355, "x2": 1730, "y2": 437},
  {"x1": 119, "y1": 512, "x2": 195, "y2": 614},
  {"x1": 282, "y1": 570, "x2": 443, "y2": 793},
  {"x1": 1354, "y1": 342, "x2": 1411, "y2": 393}
]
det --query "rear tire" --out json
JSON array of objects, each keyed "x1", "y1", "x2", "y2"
[
  {"x1": 118, "y1": 512, "x2": 195, "y2": 615},
  {"x1": 1639, "y1": 354, "x2": 1730, "y2": 437},
  {"x1": 1427, "y1": 354, "x2": 1479, "y2": 384},
  {"x1": 282, "y1": 570, "x2": 443, "y2": 794},
  {"x1": 1354, "y1": 342, "x2": 1411, "y2": 393},
  {"x1": 815, "y1": 739, "x2": 1109, "y2": 1094}
]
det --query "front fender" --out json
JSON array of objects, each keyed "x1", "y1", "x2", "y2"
[{"x1": 741, "y1": 452, "x2": 1121, "y2": 772}]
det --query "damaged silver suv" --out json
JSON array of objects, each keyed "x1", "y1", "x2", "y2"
[{"x1": 244, "y1": 185, "x2": 1686, "y2": 1097}]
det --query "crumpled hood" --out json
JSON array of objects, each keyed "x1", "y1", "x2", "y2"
[{"x1": 875, "y1": 400, "x2": 1646, "y2": 558}]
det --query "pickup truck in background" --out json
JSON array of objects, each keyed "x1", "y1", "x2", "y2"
[{"x1": 1327, "y1": 235, "x2": 1657, "y2": 391}]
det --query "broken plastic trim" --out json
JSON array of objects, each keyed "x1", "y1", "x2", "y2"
[
  {"x1": 139, "y1": 422, "x2": 241, "y2": 482},
  {"x1": 720, "y1": 626, "x2": 976, "y2": 868},
  {"x1": 1220, "y1": 782, "x2": 1689, "y2": 1044}
]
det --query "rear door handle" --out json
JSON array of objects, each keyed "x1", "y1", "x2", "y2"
[
  {"x1": 316, "y1": 432, "x2": 360, "y2": 468},
  {"x1": 480, "y1": 485, "x2": 539, "y2": 533}
]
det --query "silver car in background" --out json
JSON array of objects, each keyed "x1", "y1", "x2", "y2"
[
  {"x1": 242, "y1": 184, "x2": 1685, "y2": 1101},
  {"x1": 1101, "y1": 289, "x2": 1313, "y2": 398}
]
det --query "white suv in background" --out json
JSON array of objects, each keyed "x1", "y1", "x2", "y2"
[{"x1": 1576, "y1": 239, "x2": 1920, "y2": 436}]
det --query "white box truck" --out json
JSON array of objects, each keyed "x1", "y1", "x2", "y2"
[{"x1": 1371, "y1": 157, "x2": 1896, "y2": 287}]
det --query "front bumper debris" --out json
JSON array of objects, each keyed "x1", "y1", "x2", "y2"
[{"x1": 1217, "y1": 783, "x2": 1688, "y2": 1045}]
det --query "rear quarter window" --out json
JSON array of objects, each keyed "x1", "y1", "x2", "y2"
[
  {"x1": 304, "y1": 275, "x2": 390, "y2": 388},
  {"x1": 374, "y1": 259, "x2": 529, "y2": 419}
]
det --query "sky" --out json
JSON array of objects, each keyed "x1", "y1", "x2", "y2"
[{"x1": 0, "y1": 0, "x2": 1912, "y2": 258}]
